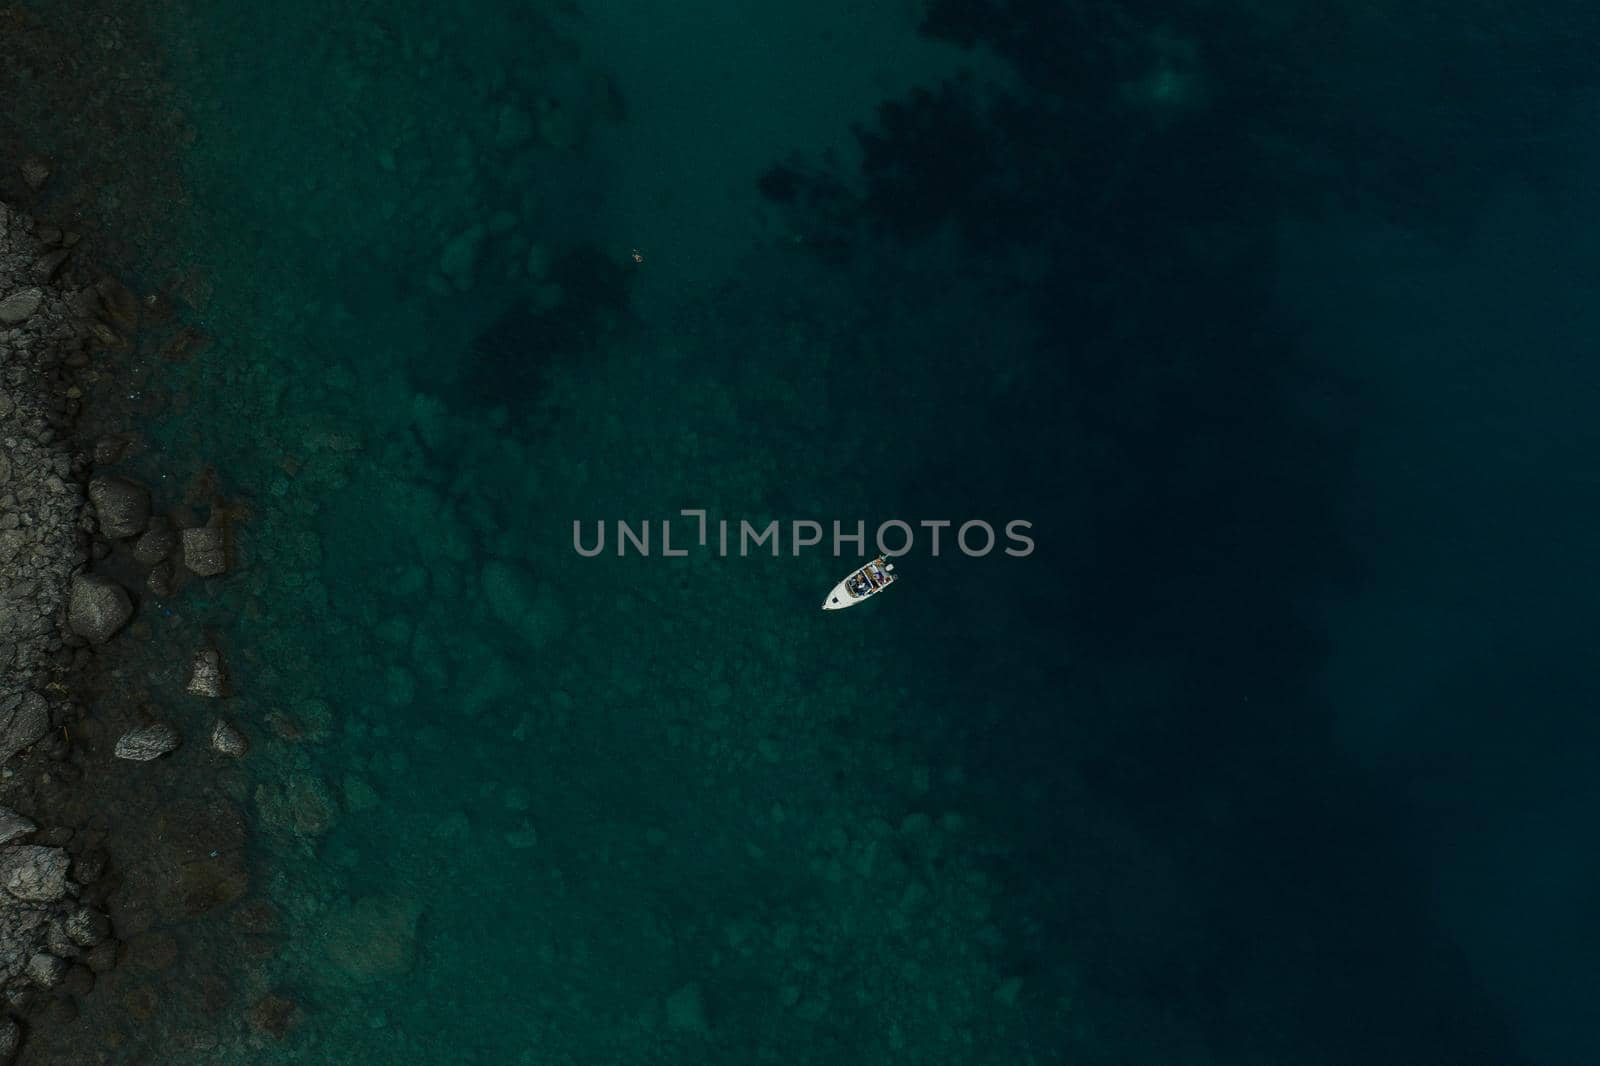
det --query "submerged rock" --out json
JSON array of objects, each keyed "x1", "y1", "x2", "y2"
[
  {"x1": 666, "y1": 981, "x2": 710, "y2": 1035},
  {"x1": 87, "y1": 476, "x2": 151, "y2": 539},
  {"x1": 210, "y1": 719, "x2": 248, "y2": 758},
  {"x1": 32, "y1": 248, "x2": 71, "y2": 283},
  {"x1": 286, "y1": 775, "x2": 335, "y2": 836},
  {"x1": 132, "y1": 515, "x2": 178, "y2": 565},
  {"x1": 480, "y1": 560, "x2": 567, "y2": 648},
  {"x1": 440, "y1": 224, "x2": 486, "y2": 292},
  {"x1": 525, "y1": 242, "x2": 552, "y2": 280},
  {"x1": 504, "y1": 820, "x2": 538, "y2": 849},
  {"x1": 495, "y1": 102, "x2": 535, "y2": 149},
  {"x1": 146, "y1": 559, "x2": 176, "y2": 597},
  {"x1": 319, "y1": 895, "x2": 421, "y2": 985},
  {"x1": 342, "y1": 774, "x2": 379, "y2": 812},
  {"x1": 82, "y1": 940, "x2": 117, "y2": 974},
  {"x1": 94, "y1": 276, "x2": 139, "y2": 331},
  {"x1": 69, "y1": 850, "x2": 105, "y2": 887},
  {"x1": 92, "y1": 435, "x2": 130, "y2": 466},
  {"x1": 18, "y1": 157, "x2": 50, "y2": 190},
  {"x1": 181, "y1": 526, "x2": 226, "y2": 576},
  {"x1": 186, "y1": 648, "x2": 226, "y2": 698},
  {"x1": 66, "y1": 574, "x2": 132, "y2": 644},
  {"x1": 113, "y1": 723, "x2": 180, "y2": 761},
  {"x1": 0, "y1": 845, "x2": 69, "y2": 902},
  {"x1": 248, "y1": 992, "x2": 298, "y2": 1039}
]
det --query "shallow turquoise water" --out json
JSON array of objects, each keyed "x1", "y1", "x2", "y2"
[{"x1": 129, "y1": 2, "x2": 1046, "y2": 1062}]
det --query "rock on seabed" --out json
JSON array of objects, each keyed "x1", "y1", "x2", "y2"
[
  {"x1": 181, "y1": 526, "x2": 227, "y2": 576},
  {"x1": 187, "y1": 648, "x2": 226, "y2": 697},
  {"x1": 319, "y1": 895, "x2": 421, "y2": 985},
  {"x1": 210, "y1": 719, "x2": 248, "y2": 758},
  {"x1": 0, "y1": 845, "x2": 69, "y2": 902},
  {"x1": 479, "y1": 560, "x2": 567, "y2": 648},
  {"x1": 114, "y1": 723, "x2": 181, "y2": 761},
  {"x1": 67, "y1": 574, "x2": 133, "y2": 644},
  {"x1": 133, "y1": 516, "x2": 178, "y2": 565},
  {"x1": 87, "y1": 475, "x2": 151, "y2": 539}
]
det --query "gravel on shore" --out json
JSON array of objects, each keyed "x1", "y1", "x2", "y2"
[{"x1": 0, "y1": 200, "x2": 89, "y2": 700}]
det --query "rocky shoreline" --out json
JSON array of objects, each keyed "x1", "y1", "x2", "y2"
[
  {"x1": 0, "y1": 151, "x2": 317, "y2": 1066},
  {"x1": 0, "y1": 184, "x2": 268, "y2": 1060},
  {"x1": 0, "y1": 197, "x2": 89, "y2": 700},
  {"x1": 0, "y1": 195, "x2": 123, "y2": 1059}
]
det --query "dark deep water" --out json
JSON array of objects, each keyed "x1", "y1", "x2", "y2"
[{"x1": 5, "y1": 0, "x2": 1599, "y2": 1061}]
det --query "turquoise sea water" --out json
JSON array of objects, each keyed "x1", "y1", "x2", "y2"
[
  {"x1": 11, "y1": 0, "x2": 1600, "y2": 1062},
  {"x1": 115, "y1": 3, "x2": 1056, "y2": 1062}
]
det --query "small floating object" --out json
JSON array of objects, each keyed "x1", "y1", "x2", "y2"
[{"x1": 821, "y1": 555, "x2": 898, "y2": 611}]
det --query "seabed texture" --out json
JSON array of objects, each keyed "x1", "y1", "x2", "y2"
[{"x1": 0, "y1": 0, "x2": 1597, "y2": 1063}]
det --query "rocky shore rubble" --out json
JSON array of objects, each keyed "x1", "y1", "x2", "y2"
[
  {"x1": 0, "y1": 201, "x2": 85, "y2": 716},
  {"x1": 0, "y1": 189, "x2": 278, "y2": 1060},
  {"x1": 0, "y1": 836, "x2": 110, "y2": 1028},
  {"x1": 0, "y1": 197, "x2": 123, "y2": 1057}
]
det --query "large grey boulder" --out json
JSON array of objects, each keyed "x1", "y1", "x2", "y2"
[
  {"x1": 113, "y1": 723, "x2": 180, "y2": 761},
  {"x1": 181, "y1": 526, "x2": 226, "y2": 576},
  {"x1": 0, "y1": 694, "x2": 49, "y2": 766},
  {"x1": 0, "y1": 846, "x2": 69, "y2": 902},
  {"x1": 67, "y1": 574, "x2": 132, "y2": 643},
  {"x1": 87, "y1": 475, "x2": 150, "y2": 539}
]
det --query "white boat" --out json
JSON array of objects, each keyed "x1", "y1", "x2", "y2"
[{"x1": 821, "y1": 555, "x2": 898, "y2": 610}]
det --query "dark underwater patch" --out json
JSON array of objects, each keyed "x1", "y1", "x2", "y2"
[
  {"x1": 741, "y1": 0, "x2": 1600, "y2": 1060},
  {"x1": 452, "y1": 245, "x2": 632, "y2": 413}
]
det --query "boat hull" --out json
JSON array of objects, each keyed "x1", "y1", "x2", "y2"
[
  {"x1": 821, "y1": 557, "x2": 897, "y2": 610},
  {"x1": 821, "y1": 577, "x2": 862, "y2": 610}
]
